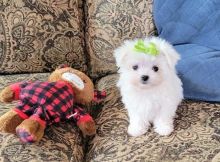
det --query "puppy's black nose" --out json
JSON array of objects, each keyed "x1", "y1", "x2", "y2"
[{"x1": 141, "y1": 75, "x2": 149, "y2": 82}]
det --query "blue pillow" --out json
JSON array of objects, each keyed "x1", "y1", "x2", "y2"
[{"x1": 154, "y1": 0, "x2": 220, "y2": 102}]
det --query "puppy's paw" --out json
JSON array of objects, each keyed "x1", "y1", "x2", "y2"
[
  {"x1": 154, "y1": 124, "x2": 173, "y2": 136},
  {"x1": 128, "y1": 124, "x2": 147, "y2": 137}
]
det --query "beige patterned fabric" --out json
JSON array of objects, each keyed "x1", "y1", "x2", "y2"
[
  {"x1": 0, "y1": 0, "x2": 87, "y2": 74},
  {"x1": 0, "y1": 73, "x2": 84, "y2": 162},
  {"x1": 86, "y1": 74, "x2": 220, "y2": 162},
  {"x1": 85, "y1": 0, "x2": 156, "y2": 78}
]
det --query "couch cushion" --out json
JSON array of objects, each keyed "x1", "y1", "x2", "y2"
[
  {"x1": 153, "y1": 0, "x2": 220, "y2": 102},
  {"x1": 0, "y1": 73, "x2": 84, "y2": 162},
  {"x1": 85, "y1": 0, "x2": 155, "y2": 78},
  {"x1": 0, "y1": 0, "x2": 87, "y2": 74},
  {"x1": 86, "y1": 74, "x2": 220, "y2": 161}
]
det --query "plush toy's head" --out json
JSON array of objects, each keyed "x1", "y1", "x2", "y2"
[{"x1": 48, "y1": 65, "x2": 94, "y2": 105}]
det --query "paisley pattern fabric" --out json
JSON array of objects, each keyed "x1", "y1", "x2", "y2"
[
  {"x1": 86, "y1": 74, "x2": 220, "y2": 162},
  {"x1": 85, "y1": 0, "x2": 156, "y2": 78},
  {"x1": 0, "y1": 0, "x2": 87, "y2": 74},
  {"x1": 0, "y1": 73, "x2": 84, "y2": 162}
]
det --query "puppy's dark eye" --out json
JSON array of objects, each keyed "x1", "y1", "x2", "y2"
[
  {"x1": 83, "y1": 80, "x2": 86, "y2": 83},
  {"x1": 152, "y1": 66, "x2": 159, "y2": 72},
  {"x1": 132, "y1": 65, "x2": 138, "y2": 70}
]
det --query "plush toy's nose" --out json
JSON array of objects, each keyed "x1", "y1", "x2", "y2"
[{"x1": 93, "y1": 90, "x2": 106, "y2": 103}]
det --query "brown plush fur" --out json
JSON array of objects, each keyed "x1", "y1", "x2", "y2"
[
  {"x1": 0, "y1": 66, "x2": 96, "y2": 143},
  {"x1": 0, "y1": 86, "x2": 14, "y2": 103},
  {"x1": 77, "y1": 119, "x2": 96, "y2": 137},
  {"x1": 0, "y1": 110, "x2": 24, "y2": 134}
]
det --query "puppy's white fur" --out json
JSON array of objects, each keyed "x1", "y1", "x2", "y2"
[{"x1": 114, "y1": 37, "x2": 183, "y2": 136}]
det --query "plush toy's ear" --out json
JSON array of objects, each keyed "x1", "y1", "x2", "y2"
[
  {"x1": 57, "y1": 64, "x2": 69, "y2": 69},
  {"x1": 92, "y1": 90, "x2": 106, "y2": 103},
  {"x1": 150, "y1": 37, "x2": 180, "y2": 69}
]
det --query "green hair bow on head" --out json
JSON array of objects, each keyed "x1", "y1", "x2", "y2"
[{"x1": 133, "y1": 40, "x2": 159, "y2": 56}]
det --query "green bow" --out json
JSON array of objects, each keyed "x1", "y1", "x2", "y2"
[{"x1": 133, "y1": 40, "x2": 159, "y2": 56}]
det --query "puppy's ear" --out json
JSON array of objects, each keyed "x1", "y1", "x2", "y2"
[
  {"x1": 151, "y1": 37, "x2": 180, "y2": 69},
  {"x1": 113, "y1": 40, "x2": 130, "y2": 67}
]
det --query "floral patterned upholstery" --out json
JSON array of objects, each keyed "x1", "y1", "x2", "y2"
[
  {"x1": 0, "y1": 73, "x2": 84, "y2": 162},
  {"x1": 85, "y1": 0, "x2": 155, "y2": 78},
  {"x1": 0, "y1": 0, "x2": 87, "y2": 74},
  {"x1": 86, "y1": 74, "x2": 220, "y2": 162}
]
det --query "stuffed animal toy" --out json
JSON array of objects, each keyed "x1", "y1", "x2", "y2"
[{"x1": 0, "y1": 65, "x2": 106, "y2": 143}]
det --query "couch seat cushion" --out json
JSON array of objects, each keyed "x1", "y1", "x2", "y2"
[
  {"x1": 86, "y1": 74, "x2": 220, "y2": 162},
  {"x1": 0, "y1": 73, "x2": 84, "y2": 162}
]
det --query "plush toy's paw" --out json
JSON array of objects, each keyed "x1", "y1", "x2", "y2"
[
  {"x1": 16, "y1": 119, "x2": 45, "y2": 143},
  {"x1": 0, "y1": 110, "x2": 23, "y2": 134},
  {"x1": 16, "y1": 128, "x2": 36, "y2": 143},
  {"x1": 0, "y1": 86, "x2": 14, "y2": 103},
  {"x1": 78, "y1": 120, "x2": 96, "y2": 136}
]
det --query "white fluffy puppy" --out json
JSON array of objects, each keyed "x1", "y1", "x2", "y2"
[{"x1": 114, "y1": 37, "x2": 183, "y2": 137}]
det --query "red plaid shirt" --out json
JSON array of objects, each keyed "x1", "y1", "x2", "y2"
[{"x1": 11, "y1": 81, "x2": 90, "y2": 127}]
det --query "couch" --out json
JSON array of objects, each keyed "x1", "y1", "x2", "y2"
[{"x1": 0, "y1": 0, "x2": 220, "y2": 161}]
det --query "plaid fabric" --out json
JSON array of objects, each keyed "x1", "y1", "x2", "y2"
[
  {"x1": 13, "y1": 81, "x2": 90, "y2": 127},
  {"x1": 67, "y1": 106, "x2": 88, "y2": 123},
  {"x1": 10, "y1": 81, "x2": 31, "y2": 100}
]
